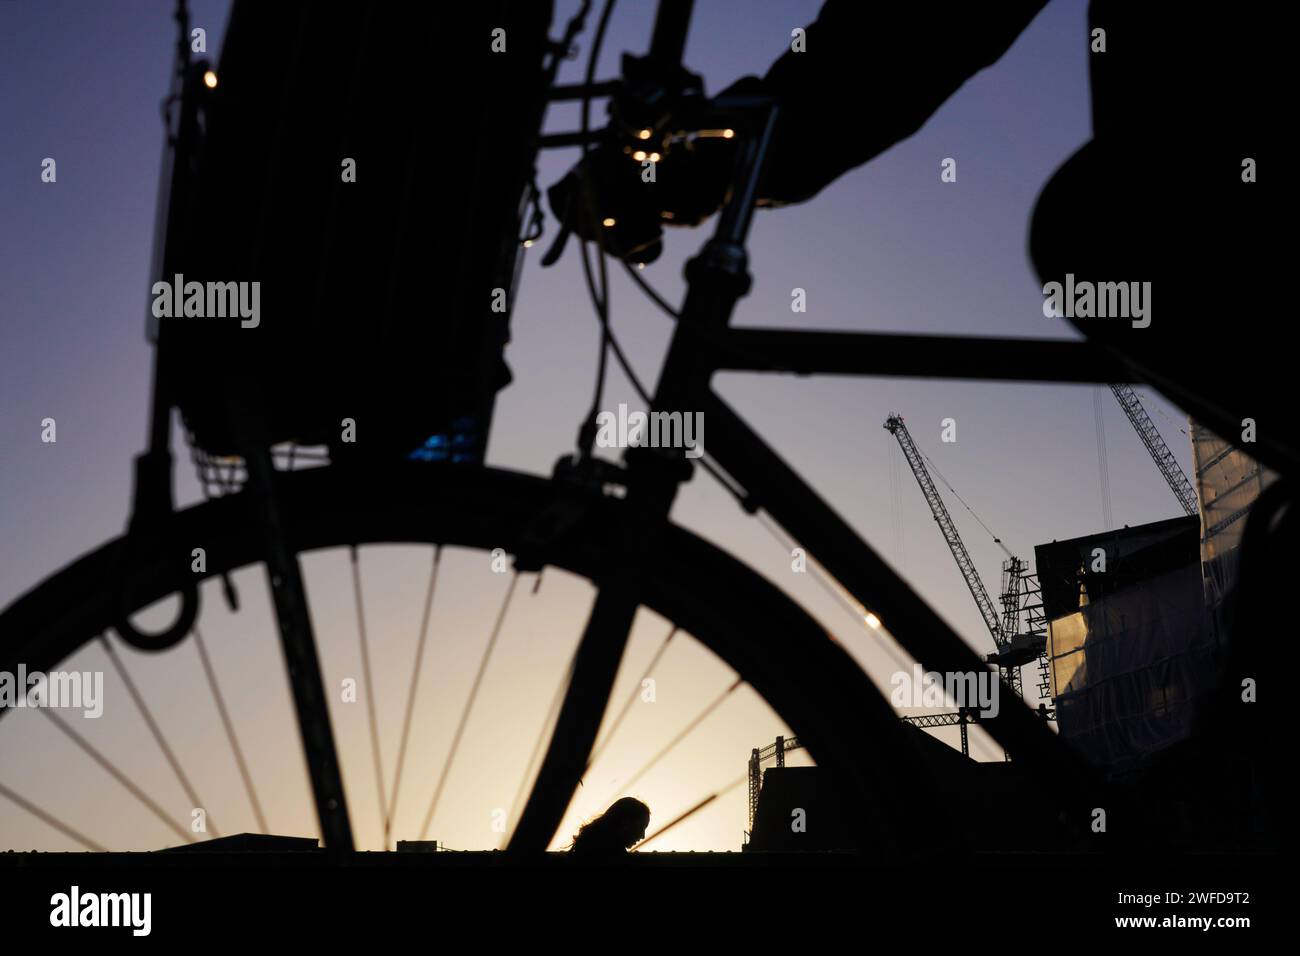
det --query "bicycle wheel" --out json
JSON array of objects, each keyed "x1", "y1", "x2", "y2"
[{"x1": 0, "y1": 461, "x2": 947, "y2": 853}]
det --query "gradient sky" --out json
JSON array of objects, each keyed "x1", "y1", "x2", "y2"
[{"x1": 0, "y1": 0, "x2": 1198, "y2": 853}]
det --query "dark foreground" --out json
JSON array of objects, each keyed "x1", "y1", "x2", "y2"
[{"x1": 1, "y1": 848, "x2": 1279, "y2": 939}]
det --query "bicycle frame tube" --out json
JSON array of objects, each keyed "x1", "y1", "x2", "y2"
[
  {"x1": 711, "y1": 328, "x2": 1137, "y2": 383},
  {"x1": 698, "y1": 390, "x2": 1089, "y2": 790}
]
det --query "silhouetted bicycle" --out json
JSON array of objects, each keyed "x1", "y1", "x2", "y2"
[{"x1": 2, "y1": 0, "x2": 1120, "y2": 859}]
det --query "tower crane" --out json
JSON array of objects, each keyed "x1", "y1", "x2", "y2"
[
  {"x1": 1108, "y1": 385, "x2": 1199, "y2": 518},
  {"x1": 883, "y1": 415, "x2": 1046, "y2": 704}
]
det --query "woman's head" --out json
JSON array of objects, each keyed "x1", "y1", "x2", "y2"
[{"x1": 569, "y1": 797, "x2": 650, "y2": 854}]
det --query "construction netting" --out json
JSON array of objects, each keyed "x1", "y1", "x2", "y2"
[
  {"x1": 1045, "y1": 561, "x2": 1214, "y2": 774},
  {"x1": 1036, "y1": 422, "x2": 1277, "y2": 775},
  {"x1": 1036, "y1": 517, "x2": 1213, "y2": 775},
  {"x1": 1191, "y1": 421, "x2": 1276, "y2": 608}
]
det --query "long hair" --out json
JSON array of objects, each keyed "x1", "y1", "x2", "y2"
[{"x1": 568, "y1": 797, "x2": 650, "y2": 855}]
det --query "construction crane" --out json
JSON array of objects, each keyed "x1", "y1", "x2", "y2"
[
  {"x1": 901, "y1": 710, "x2": 976, "y2": 757},
  {"x1": 1108, "y1": 385, "x2": 1199, "y2": 517},
  {"x1": 883, "y1": 415, "x2": 1046, "y2": 704}
]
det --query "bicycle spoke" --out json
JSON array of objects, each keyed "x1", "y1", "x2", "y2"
[
  {"x1": 587, "y1": 625, "x2": 676, "y2": 769},
  {"x1": 99, "y1": 633, "x2": 217, "y2": 838},
  {"x1": 0, "y1": 781, "x2": 106, "y2": 852},
  {"x1": 193, "y1": 624, "x2": 267, "y2": 833},
  {"x1": 36, "y1": 708, "x2": 194, "y2": 844},
  {"x1": 349, "y1": 546, "x2": 387, "y2": 843},
  {"x1": 599, "y1": 676, "x2": 742, "y2": 807},
  {"x1": 632, "y1": 773, "x2": 747, "y2": 852},
  {"x1": 506, "y1": 649, "x2": 576, "y2": 843},
  {"x1": 418, "y1": 571, "x2": 519, "y2": 841},
  {"x1": 387, "y1": 544, "x2": 441, "y2": 846}
]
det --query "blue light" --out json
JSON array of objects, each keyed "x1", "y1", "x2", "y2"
[
  {"x1": 408, "y1": 417, "x2": 483, "y2": 464},
  {"x1": 408, "y1": 447, "x2": 449, "y2": 462}
]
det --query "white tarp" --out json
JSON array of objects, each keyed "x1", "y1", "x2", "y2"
[{"x1": 1190, "y1": 420, "x2": 1275, "y2": 605}]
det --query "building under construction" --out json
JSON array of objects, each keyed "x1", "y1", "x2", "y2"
[{"x1": 746, "y1": 403, "x2": 1276, "y2": 853}]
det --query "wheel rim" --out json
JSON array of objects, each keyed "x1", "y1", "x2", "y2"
[{"x1": 0, "y1": 462, "x2": 947, "y2": 851}]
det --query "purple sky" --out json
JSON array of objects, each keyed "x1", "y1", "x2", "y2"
[{"x1": 0, "y1": 1, "x2": 1198, "y2": 852}]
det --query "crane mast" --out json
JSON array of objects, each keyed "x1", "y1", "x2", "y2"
[
  {"x1": 884, "y1": 413, "x2": 1051, "y2": 721},
  {"x1": 1108, "y1": 385, "x2": 1199, "y2": 517},
  {"x1": 884, "y1": 414, "x2": 1006, "y2": 649}
]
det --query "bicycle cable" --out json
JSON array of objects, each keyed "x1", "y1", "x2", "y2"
[
  {"x1": 621, "y1": 256, "x2": 681, "y2": 320},
  {"x1": 577, "y1": 0, "x2": 618, "y2": 453}
]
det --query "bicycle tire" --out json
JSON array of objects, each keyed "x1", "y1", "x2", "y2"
[{"x1": 0, "y1": 461, "x2": 950, "y2": 851}]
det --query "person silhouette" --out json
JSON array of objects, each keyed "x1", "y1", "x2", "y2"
[{"x1": 568, "y1": 797, "x2": 650, "y2": 856}]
